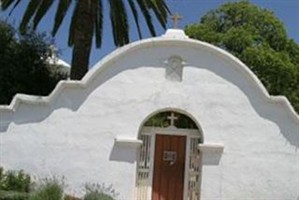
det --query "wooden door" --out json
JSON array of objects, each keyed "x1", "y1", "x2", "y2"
[{"x1": 152, "y1": 135, "x2": 186, "y2": 200}]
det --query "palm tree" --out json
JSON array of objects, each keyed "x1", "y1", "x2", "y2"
[{"x1": 1, "y1": 0, "x2": 170, "y2": 80}]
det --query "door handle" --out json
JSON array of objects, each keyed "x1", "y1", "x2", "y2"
[{"x1": 169, "y1": 161, "x2": 175, "y2": 166}]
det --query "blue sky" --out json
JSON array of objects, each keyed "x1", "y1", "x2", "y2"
[{"x1": 1, "y1": 0, "x2": 298, "y2": 67}]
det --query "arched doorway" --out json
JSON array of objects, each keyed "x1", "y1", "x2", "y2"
[{"x1": 136, "y1": 110, "x2": 203, "y2": 200}]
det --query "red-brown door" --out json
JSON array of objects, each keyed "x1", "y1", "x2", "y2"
[{"x1": 152, "y1": 135, "x2": 186, "y2": 200}]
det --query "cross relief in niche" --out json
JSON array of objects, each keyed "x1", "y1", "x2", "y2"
[
  {"x1": 167, "y1": 112, "x2": 178, "y2": 127},
  {"x1": 165, "y1": 55, "x2": 185, "y2": 82}
]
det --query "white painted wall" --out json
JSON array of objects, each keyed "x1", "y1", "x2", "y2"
[{"x1": 0, "y1": 30, "x2": 298, "y2": 199}]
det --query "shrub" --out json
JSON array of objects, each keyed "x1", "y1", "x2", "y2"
[
  {"x1": 0, "y1": 167, "x2": 31, "y2": 193},
  {"x1": 29, "y1": 177, "x2": 64, "y2": 200},
  {"x1": 0, "y1": 168, "x2": 3, "y2": 181},
  {"x1": 64, "y1": 194, "x2": 81, "y2": 200},
  {"x1": 0, "y1": 190, "x2": 29, "y2": 200},
  {"x1": 83, "y1": 184, "x2": 117, "y2": 200},
  {"x1": 84, "y1": 193, "x2": 113, "y2": 200}
]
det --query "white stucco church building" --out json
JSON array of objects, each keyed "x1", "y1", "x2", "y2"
[{"x1": 0, "y1": 29, "x2": 298, "y2": 200}]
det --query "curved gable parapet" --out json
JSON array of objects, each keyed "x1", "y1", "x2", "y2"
[
  {"x1": 0, "y1": 80, "x2": 85, "y2": 112},
  {"x1": 0, "y1": 30, "x2": 298, "y2": 131}
]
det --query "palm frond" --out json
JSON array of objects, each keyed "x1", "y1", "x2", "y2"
[
  {"x1": 52, "y1": 0, "x2": 71, "y2": 36},
  {"x1": 128, "y1": 0, "x2": 142, "y2": 39},
  {"x1": 33, "y1": 0, "x2": 55, "y2": 30},
  {"x1": 68, "y1": 1, "x2": 79, "y2": 46},
  {"x1": 149, "y1": 0, "x2": 171, "y2": 13},
  {"x1": 8, "y1": 0, "x2": 21, "y2": 15},
  {"x1": 109, "y1": 0, "x2": 129, "y2": 46},
  {"x1": 136, "y1": 0, "x2": 156, "y2": 36},
  {"x1": 0, "y1": 0, "x2": 22, "y2": 16},
  {"x1": 94, "y1": 0, "x2": 103, "y2": 48},
  {"x1": 149, "y1": 0, "x2": 169, "y2": 29},
  {"x1": 19, "y1": 0, "x2": 41, "y2": 34},
  {"x1": 1, "y1": 0, "x2": 15, "y2": 10}
]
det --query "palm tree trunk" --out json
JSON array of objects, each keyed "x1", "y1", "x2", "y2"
[{"x1": 70, "y1": 0, "x2": 94, "y2": 80}]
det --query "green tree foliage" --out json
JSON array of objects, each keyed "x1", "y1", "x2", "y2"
[
  {"x1": 185, "y1": 1, "x2": 299, "y2": 112},
  {"x1": 0, "y1": 20, "x2": 67, "y2": 105},
  {"x1": 29, "y1": 177, "x2": 64, "y2": 200},
  {"x1": 0, "y1": 167, "x2": 31, "y2": 193},
  {"x1": 0, "y1": 167, "x2": 31, "y2": 200},
  {"x1": 83, "y1": 184, "x2": 117, "y2": 200},
  {"x1": 1, "y1": 0, "x2": 170, "y2": 80}
]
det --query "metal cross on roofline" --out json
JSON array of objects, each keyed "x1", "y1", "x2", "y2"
[{"x1": 171, "y1": 13, "x2": 183, "y2": 29}]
